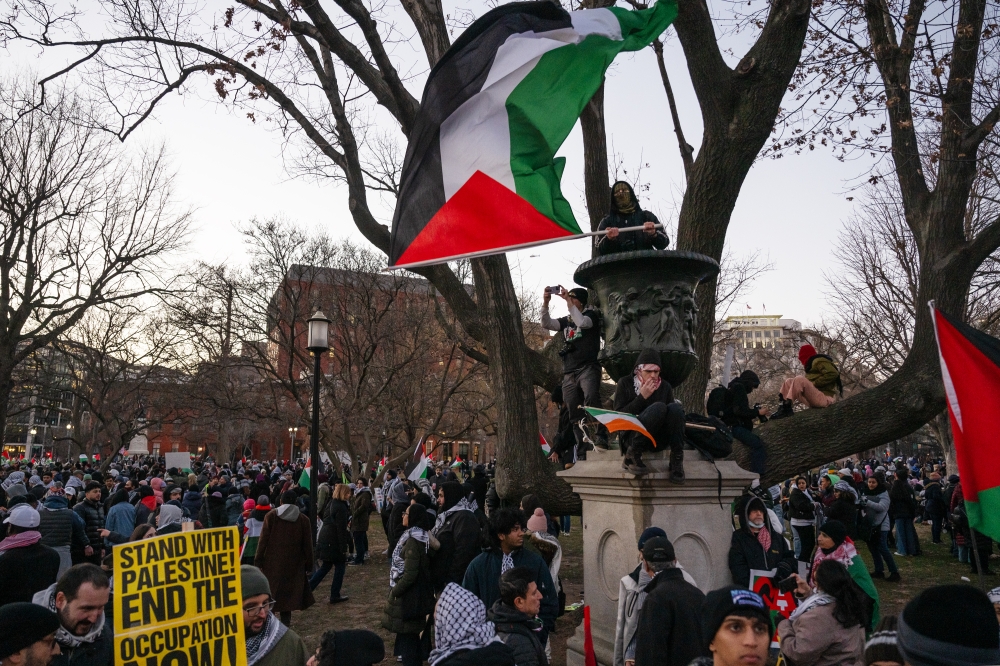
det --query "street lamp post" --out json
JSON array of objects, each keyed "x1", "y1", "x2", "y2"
[{"x1": 306, "y1": 311, "x2": 331, "y2": 544}]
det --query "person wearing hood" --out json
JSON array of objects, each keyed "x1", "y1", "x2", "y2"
[
  {"x1": 825, "y1": 481, "x2": 859, "y2": 538},
  {"x1": 613, "y1": 348, "x2": 686, "y2": 482},
  {"x1": 596, "y1": 181, "x2": 668, "y2": 255},
  {"x1": 225, "y1": 487, "x2": 244, "y2": 526},
  {"x1": 728, "y1": 495, "x2": 796, "y2": 589},
  {"x1": 383, "y1": 503, "x2": 436, "y2": 666},
  {"x1": 430, "y1": 481, "x2": 484, "y2": 592},
  {"x1": 430, "y1": 583, "x2": 515, "y2": 666},
  {"x1": 0, "y1": 504, "x2": 61, "y2": 606},
  {"x1": 718, "y1": 370, "x2": 769, "y2": 475},
  {"x1": 858, "y1": 476, "x2": 900, "y2": 582},
  {"x1": 33, "y1": 564, "x2": 113, "y2": 666},
  {"x1": 254, "y1": 490, "x2": 314, "y2": 627},
  {"x1": 38, "y1": 487, "x2": 90, "y2": 577},
  {"x1": 541, "y1": 285, "x2": 604, "y2": 458},
  {"x1": 311, "y1": 484, "x2": 352, "y2": 604},
  {"x1": 198, "y1": 491, "x2": 229, "y2": 528},
  {"x1": 156, "y1": 504, "x2": 184, "y2": 535},
  {"x1": 387, "y1": 480, "x2": 412, "y2": 555},
  {"x1": 132, "y1": 486, "x2": 157, "y2": 526},
  {"x1": 240, "y1": 565, "x2": 307, "y2": 666},
  {"x1": 614, "y1": 528, "x2": 697, "y2": 666},
  {"x1": 181, "y1": 485, "x2": 203, "y2": 519},
  {"x1": 772, "y1": 344, "x2": 842, "y2": 418}
]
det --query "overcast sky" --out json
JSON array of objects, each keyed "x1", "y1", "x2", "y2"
[{"x1": 5, "y1": 1, "x2": 872, "y2": 328}]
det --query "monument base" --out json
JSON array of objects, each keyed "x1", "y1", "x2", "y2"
[{"x1": 559, "y1": 448, "x2": 757, "y2": 666}]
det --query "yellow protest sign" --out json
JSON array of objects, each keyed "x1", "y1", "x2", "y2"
[{"x1": 114, "y1": 526, "x2": 247, "y2": 666}]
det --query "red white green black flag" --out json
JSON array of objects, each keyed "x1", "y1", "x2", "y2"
[{"x1": 388, "y1": 0, "x2": 677, "y2": 268}]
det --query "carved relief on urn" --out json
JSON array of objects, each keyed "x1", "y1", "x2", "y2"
[{"x1": 574, "y1": 250, "x2": 720, "y2": 384}]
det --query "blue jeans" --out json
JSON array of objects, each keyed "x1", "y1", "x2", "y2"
[
  {"x1": 731, "y1": 426, "x2": 766, "y2": 475},
  {"x1": 561, "y1": 515, "x2": 572, "y2": 533},
  {"x1": 867, "y1": 530, "x2": 898, "y2": 575},
  {"x1": 353, "y1": 531, "x2": 369, "y2": 564},
  {"x1": 792, "y1": 525, "x2": 802, "y2": 559},
  {"x1": 930, "y1": 515, "x2": 943, "y2": 543},
  {"x1": 309, "y1": 558, "x2": 346, "y2": 599},
  {"x1": 894, "y1": 518, "x2": 919, "y2": 555}
]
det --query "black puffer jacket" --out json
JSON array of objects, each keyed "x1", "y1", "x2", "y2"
[
  {"x1": 489, "y1": 601, "x2": 547, "y2": 666},
  {"x1": 73, "y1": 498, "x2": 105, "y2": 551},
  {"x1": 728, "y1": 496, "x2": 796, "y2": 588},
  {"x1": 787, "y1": 487, "x2": 816, "y2": 523}
]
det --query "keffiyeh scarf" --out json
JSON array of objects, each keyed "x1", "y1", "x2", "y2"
[
  {"x1": 34, "y1": 584, "x2": 106, "y2": 648},
  {"x1": 501, "y1": 552, "x2": 514, "y2": 576},
  {"x1": 429, "y1": 583, "x2": 502, "y2": 666},
  {"x1": 0, "y1": 530, "x2": 42, "y2": 554},
  {"x1": 789, "y1": 592, "x2": 835, "y2": 621},
  {"x1": 809, "y1": 537, "x2": 858, "y2": 587},
  {"x1": 389, "y1": 527, "x2": 429, "y2": 588},
  {"x1": 2, "y1": 471, "x2": 24, "y2": 490},
  {"x1": 633, "y1": 365, "x2": 659, "y2": 396},
  {"x1": 432, "y1": 498, "x2": 475, "y2": 535},
  {"x1": 245, "y1": 612, "x2": 288, "y2": 666},
  {"x1": 755, "y1": 525, "x2": 772, "y2": 552}
]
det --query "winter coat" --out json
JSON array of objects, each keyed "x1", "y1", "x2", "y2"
[
  {"x1": 614, "y1": 567, "x2": 645, "y2": 666},
  {"x1": 49, "y1": 615, "x2": 114, "y2": 666},
  {"x1": 430, "y1": 508, "x2": 484, "y2": 591},
  {"x1": 596, "y1": 182, "x2": 667, "y2": 255},
  {"x1": 804, "y1": 355, "x2": 842, "y2": 397},
  {"x1": 729, "y1": 496, "x2": 796, "y2": 588},
  {"x1": 73, "y1": 499, "x2": 106, "y2": 553},
  {"x1": 788, "y1": 488, "x2": 817, "y2": 525},
  {"x1": 381, "y1": 536, "x2": 434, "y2": 634},
  {"x1": 889, "y1": 480, "x2": 918, "y2": 519},
  {"x1": 825, "y1": 497, "x2": 858, "y2": 539},
  {"x1": 0, "y1": 541, "x2": 61, "y2": 606},
  {"x1": 633, "y1": 568, "x2": 706, "y2": 666},
  {"x1": 489, "y1": 601, "x2": 548, "y2": 666},
  {"x1": 351, "y1": 489, "x2": 374, "y2": 532},
  {"x1": 434, "y1": 642, "x2": 516, "y2": 666},
  {"x1": 198, "y1": 494, "x2": 228, "y2": 528},
  {"x1": 316, "y1": 499, "x2": 350, "y2": 562},
  {"x1": 255, "y1": 627, "x2": 308, "y2": 666},
  {"x1": 722, "y1": 378, "x2": 761, "y2": 430},
  {"x1": 923, "y1": 480, "x2": 946, "y2": 517},
  {"x1": 254, "y1": 505, "x2": 315, "y2": 613},
  {"x1": 38, "y1": 496, "x2": 88, "y2": 550},
  {"x1": 613, "y1": 360, "x2": 676, "y2": 453},
  {"x1": 181, "y1": 491, "x2": 203, "y2": 518},
  {"x1": 225, "y1": 494, "x2": 243, "y2": 526},
  {"x1": 776, "y1": 601, "x2": 865, "y2": 666},
  {"x1": 462, "y1": 548, "x2": 558, "y2": 633},
  {"x1": 860, "y1": 490, "x2": 891, "y2": 533},
  {"x1": 388, "y1": 500, "x2": 408, "y2": 555}
]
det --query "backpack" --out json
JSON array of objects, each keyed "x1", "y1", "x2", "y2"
[
  {"x1": 705, "y1": 385, "x2": 732, "y2": 420},
  {"x1": 683, "y1": 414, "x2": 733, "y2": 459}
]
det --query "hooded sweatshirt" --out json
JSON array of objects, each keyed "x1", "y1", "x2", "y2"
[
  {"x1": 727, "y1": 496, "x2": 796, "y2": 588},
  {"x1": 596, "y1": 181, "x2": 668, "y2": 255}
]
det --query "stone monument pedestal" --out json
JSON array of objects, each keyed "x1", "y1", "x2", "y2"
[{"x1": 558, "y1": 448, "x2": 757, "y2": 666}]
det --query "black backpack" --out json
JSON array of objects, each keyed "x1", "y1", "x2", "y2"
[
  {"x1": 684, "y1": 413, "x2": 733, "y2": 459},
  {"x1": 705, "y1": 384, "x2": 731, "y2": 420}
]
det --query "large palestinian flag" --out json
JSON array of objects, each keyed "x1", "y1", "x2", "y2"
[
  {"x1": 388, "y1": 0, "x2": 677, "y2": 268},
  {"x1": 930, "y1": 304, "x2": 1000, "y2": 541}
]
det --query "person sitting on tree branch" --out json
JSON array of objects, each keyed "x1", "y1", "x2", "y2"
[
  {"x1": 597, "y1": 181, "x2": 668, "y2": 256},
  {"x1": 771, "y1": 344, "x2": 843, "y2": 419}
]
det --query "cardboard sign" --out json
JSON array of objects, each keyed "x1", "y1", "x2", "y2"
[
  {"x1": 374, "y1": 487, "x2": 384, "y2": 513},
  {"x1": 749, "y1": 569, "x2": 798, "y2": 650},
  {"x1": 114, "y1": 527, "x2": 247, "y2": 666}
]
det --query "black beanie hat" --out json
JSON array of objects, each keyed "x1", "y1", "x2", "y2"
[
  {"x1": 0, "y1": 602, "x2": 60, "y2": 659},
  {"x1": 820, "y1": 520, "x2": 847, "y2": 549},
  {"x1": 899, "y1": 585, "x2": 1000, "y2": 665},
  {"x1": 635, "y1": 348, "x2": 661, "y2": 369},
  {"x1": 568, "y1": 288, "x2": 588, "y2": 306},
  {"x1": 701, "y1": 586, "x2": 771, "y2": 652},
  {"x1": 318, "y1": 629, "x2": 385, "y2": 666}
]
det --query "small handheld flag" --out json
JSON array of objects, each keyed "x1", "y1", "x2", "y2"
[
  {"x1": 583, "y1": 407, "x2": 656, "y2": 447},
  {"x1": 540, "y1": 433, "x2": 551, "y2": 455}
]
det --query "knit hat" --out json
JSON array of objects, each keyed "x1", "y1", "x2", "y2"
[
  {"x1": 637, "y1": 526, "x2": 667, "y2": 550},
  {"x1": 634, "y1": 348, "x2": 661, "y2": 370},
  {"x1": 256, "y1": 495, "x2": 271, "y2": 509},
  {"x1": 526, "y1": 508, "x2": 547, "y2": 533},
  {"x1": 820, "y1": 520, "x2": 847, "y2": 549},
  {"x1": 898, "y1": 585, "x2": 1000, "y2": 666},
  {"x1": 0, "y1": 602, "x2": 60, "y2": 659},
  {"x1": 798, "y1": 344, "x2": 817, "y2": 366},
  {"x1": 243, "y1": 498, "x2": 256, "y2": 512},
  {"x1": 241, "y1": 565, "x2": 271, "y2": 599},
  {"x1": 567, "y1": 288, "x2": 588, "y2": 306},
  {"x1": 948, "y1": 474, "x2": 960, "y2": 484},
  {"x1": 865, "y1": 616, "x2": 902, "y2": 665},
  {"x1": 701, "y1": 587, "x2": 771, "y2": 652},
  {"x1": 318, "y1": 630, "x2": 385, "y2": 666},
  {"x1": 641, "y1": 536, "x2": 675, "y2": 563}
]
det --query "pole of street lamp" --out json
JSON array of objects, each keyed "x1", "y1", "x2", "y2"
[{"x1": 309, "y1": 350, "x2": 322, "y2": 544}]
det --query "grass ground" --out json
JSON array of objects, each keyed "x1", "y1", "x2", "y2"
[{"x1": 286, "y1": 517, "x2": 982, "y2": 664}]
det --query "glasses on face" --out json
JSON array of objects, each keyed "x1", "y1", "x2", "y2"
[{"x1": 243, "y1": 600, "x2": 276, "y2": 616}]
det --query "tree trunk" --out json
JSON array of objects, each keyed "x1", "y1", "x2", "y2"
[
  {"x1": 580, "y1": 82, "x2": 610, "y2": 234},
  {"x1": 471, "y1": 255, "x2": 581, "y2": 514}
]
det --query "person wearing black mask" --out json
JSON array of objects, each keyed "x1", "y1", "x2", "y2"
[{"x1": 717, "y1": 370, "x2": 769, "y2": 475}]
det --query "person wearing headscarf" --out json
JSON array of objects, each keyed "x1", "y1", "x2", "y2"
[
  {"x1": 387, "y1": 480, "x2": 412, "y2": 556},
  {"x1": 430, "y1": 583, "x2": 515, "y2": 666},
  {"x1": 808, "y1": 520, "x2": 879, "y2": 630},
  {"x1": 430, "y1": 481, "x2": 483, "y2": 592},
  {"x1": 596, "y1": 181, "x2": 668, "y2": 255},
  {"x1": 156, "y1": 504, "x2": 184, "y2": 535},
  {"x1": 383, "y1": 503, "x2": 436, "y2": 666},
  {"x1": 825, "y1": 481, "x2": 859, "y2": 537}
]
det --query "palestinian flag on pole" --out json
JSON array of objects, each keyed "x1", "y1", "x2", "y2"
[
  {"x1": 583, "y1": 407, "x2": 655, "y2": 445},
  {"x1": 408, "y1": 439, "x2": 429, "y2": 481},
  {"x1": 388, "y1": 0, "x2": 677, "y2": 268},
  {"x1": 451, "y1": 457, "x2": 464, "y2": 469},
  {"x1": 930, "y1": 303, "x2": 1000, "y2": 541},
  {"x1": 299, "y1": 456, "x2": 312, "y2": 490},
  {"x1": 540, "y1": 432, "x2": 551, "y2": 455}
]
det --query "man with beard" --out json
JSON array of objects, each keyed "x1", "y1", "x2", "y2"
[
  {"x1": 240, "y1": 565, "x2": 307, "y2": 666},
  {"x1": 0, "y1": 603, "x2": 61, "y2": 666},
  {"x1": 596, "y1": 181, "x2": 668, "y2": 256},
  {"x1": 32, "y1": 564, "x2": 112, "y2": 666}
]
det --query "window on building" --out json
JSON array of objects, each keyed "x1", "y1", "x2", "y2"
[
  {"x1": 764, "y1": 331, "x2": 771, "y2": 338},
  {"x1": 755, "y1": 331, "x2": 762, "y2": 337},
  {"x1": 774, "y1": 329, "x2": 781, "y2": 337},
  {"x1": 459, "y1": 443, "x2": 469, "y2": 459}
]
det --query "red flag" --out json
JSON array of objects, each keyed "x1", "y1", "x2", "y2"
[
  {"x1": 931, "y1": 304, "x2": 1000, "y2": 541},
  {"x1": 583, "y1": 606, "x2": 597, "y2": 666}
]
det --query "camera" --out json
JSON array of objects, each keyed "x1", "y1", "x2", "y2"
[
  {"x1": 544, "y1": 285, "x2": 563, "y2": 295},
  {"x1": 754, "y1": 403, "x2": 768, "y2": 423},
  {"x1": 558, "y1": 341, "x2": 576, "y2": 357}
]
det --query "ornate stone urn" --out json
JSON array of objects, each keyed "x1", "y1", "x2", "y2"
[{"x1": 573, "y1": 249, "x2": 720, "y2": 384}]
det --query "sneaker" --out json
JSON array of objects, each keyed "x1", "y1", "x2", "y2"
[
  {"x1": 894, "y1": 552, "x2": 907, "y2": 557},
  {"x1": 869, "y1": 570, "x2": 885, "y2": 579},
  {"x1": 347, "y1": 561, "x2": 362, "y2": 566},
  {"x1": 886, "y1": 572, "x2": 901, "y2": 582},
  {"x1": 328, "y1": 595, "x2": 350, "y2": 604}
]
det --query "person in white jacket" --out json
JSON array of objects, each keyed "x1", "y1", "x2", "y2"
[{"x1": 613, "y1": 527, "x2": 697, "y2": 666}]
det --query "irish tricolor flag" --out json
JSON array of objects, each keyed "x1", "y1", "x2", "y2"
[
  {"x1": 584, "y1": 407, "x2": 654, "y2": 444},
  {"x1": 388, "y1": 0, "x2": 677, "y2": 268},
  {"x1": 931, "y1": 304, "x2": 1000, "y2": 541}
]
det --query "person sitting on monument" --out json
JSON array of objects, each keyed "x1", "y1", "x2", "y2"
[
  {"x1": 597, "y1": 181, "x2": 669, "y2": 255},
  {"x1": 612, "y1": 348, "x2": 686, "y2": 482},
  {"x1": 770, "y1": 344, "x2": 842, "y2": 418},
  {"x1": 715, "y1": 370, "x2": 769, "y2": 475},
  {"x1": 541, "y1": 286, "x2": 604, "y2": 456}
]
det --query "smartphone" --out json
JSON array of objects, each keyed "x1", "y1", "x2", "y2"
[
  {"x1": 778, "y1": 576, "x2": 798, "y2": 593},
  {"x1": 545, "y1": 285, "x2": 563, "y2": 295}
]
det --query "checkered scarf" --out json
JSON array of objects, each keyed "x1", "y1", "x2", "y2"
[{"x1": 430, "y1": 584, "x2": 502, "y2": 666}]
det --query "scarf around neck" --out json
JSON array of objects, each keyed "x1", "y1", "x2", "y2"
[
  {"x1": 789, "y1": 592, "x2": 834, "y2": 621},
  {"x1": 754, "y1": 525, "x2": 772, "y2": 551},
  {"x1": 390, "y1": 526, "x2": 429, "y2": 588},
  {"x1": 245, "y1": 613, "x2": 287, "y2": 666},
  {"x1": 432, "y1": 498, "x2": 474, "y2": 534},
  {"x1": 430, "y1": 583, "x2": 502, "y2": 666},
  {"x1": 34, "y1": 583, "x2": 106, "y2": 648},
  {"x1": 0, "y1": 530, "x2": 42, "y2": 553},
  {"x1": 809, "y1": 537, "x2": 858, "y2": 586}
]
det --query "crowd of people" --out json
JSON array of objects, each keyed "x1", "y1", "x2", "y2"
[{"x1": 0, "y1": 444, "x2": 996, "y2": 666}]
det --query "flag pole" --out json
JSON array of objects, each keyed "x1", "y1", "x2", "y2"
[{"x1": 971, "y1": 535, "x2": 987, "y2": 591}]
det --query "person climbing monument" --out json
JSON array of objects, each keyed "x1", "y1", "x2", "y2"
[
  {"x1": 596, "y1": 181, "x2": 668, "y2": 255},
  {"x1": 771, "y1": 344, "x2": 843, "y2": 419}
]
